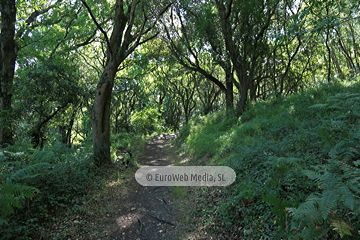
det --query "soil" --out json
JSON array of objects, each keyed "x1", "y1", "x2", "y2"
[
  {"x1": 66, "y1": 134, "x2": 195, "y2": 240},
  {"x1": 47, "y1": 133, "x2": 217, "y2": 239},
  {"x1": 106, "y1": 133, "x2": 184, "y2": 240}
]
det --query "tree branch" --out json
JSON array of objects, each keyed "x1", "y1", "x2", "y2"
[
  {"x1": 81, "y1": 0, "x2": 112, "y2": 55},
  {"x1": 15, "y1": 0, "x2": 62, "y2": 39}
]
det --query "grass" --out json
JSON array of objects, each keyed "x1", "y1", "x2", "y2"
[{"x1": 177, "y1": 79, "x2": 360, "y2": 239}]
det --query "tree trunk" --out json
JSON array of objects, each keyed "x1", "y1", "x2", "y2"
[
  {"x1": 65, "y1": 111, "x2": 76, "y2": 147},
  {"x1": 225, "y1": 67, "x2": 234, "y2": 110},
  {"x1": 92, "y1": 66, "x2": 116, "y2": 165},
  {"x1": 59, "y1": 110, "x2": 76, "y2": 147},
  {"x1": 215, "y1": 0, "x2": 249, "y2": 116},
  {"x1": 325, "y1": 30, "x2": 332, "y2": 82},
  {"x1": 1, "y1": 0, "x2": 63, "y2": 146},
  {"x1": 349, "y1": 24, "x2": 360, "y2": 71},
  {"x1": 0, "y1": 0, "x2": 17, "y2": 146},
  {"x1": 81, "y1": 0, "x2": 172, "y2": 166},
  {"x1": 237, "y1": 79, "x2": 248, "y2": 115}
]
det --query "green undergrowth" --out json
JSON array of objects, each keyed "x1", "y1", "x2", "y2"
[
  {"x1": 177, "y1": 80, "x2": 360, "y2": 239},
  {"x1": 0, "y1": 142, "x2": 96, "y2": 239},
  {"x1": 0, "y1": 133, "x2": 146, "y2": 239}
]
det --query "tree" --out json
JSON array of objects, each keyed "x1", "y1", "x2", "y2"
[
  {"x1": 215, "y1": 0, "x2": 279, "y2": 114},
  {"x1": 163, "y1": 68, "x2": 198, "y2": 123},
  {"x1": 15, "y1": 59, "x2": 83, "y2": 148},
  {"x1": 161, "y1": 1, "x2": 234, "y2": 110},
  {"x1": 0, "y1": 0, "x2": 17, "y2": 145},
  {"x1": 81, "y1": 0, "x2": 172, "y2": 165},
  {"x1": 0, "y1": 0, "x2": 68, "y2": 146}
]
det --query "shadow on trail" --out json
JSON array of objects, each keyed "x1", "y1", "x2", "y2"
[
  {"x1": 108, "y1": 133, "x2": 181, "y2": 240},
  {"x1": 141, "y1": 134, "x2": 177, "y2": 166}
]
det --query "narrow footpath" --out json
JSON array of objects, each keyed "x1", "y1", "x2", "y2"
[
  {"x1": 57, "y1": 134, "x2": 210, "y2": 239},
  {"x1": 107, "y1": 133, "x2": 182, "y2": 239}
]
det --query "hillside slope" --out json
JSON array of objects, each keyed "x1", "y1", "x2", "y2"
[{"x1": 178, "y1": 81, "x2": 360, "y2": 239}]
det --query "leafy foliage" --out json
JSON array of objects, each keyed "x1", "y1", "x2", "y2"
[
  {"x1": 0, "y1": 142, "x2": 96, "y2": 239},
  {"x1": 0, "y1": 183, "x2": 38, "y2": 218},
  {"x1": 287, "y1": 92, "x2": 360, "y2": 239},
  {"x1": 178, "y1": 80, "x2": 360, "y2": 239},
  {"x1": 130, "y1": 106, "x2": 163, "y2": 135},
  {"x1": 0, "y1": 153, "x2": 48, "y2": 221}
]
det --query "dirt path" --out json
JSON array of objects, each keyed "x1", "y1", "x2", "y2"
[
  {"x1": 47, "y1": 134, "x2": 212, "y2": 239},
  {"x1": 106, "y1": 133, "x2": 183, "y2": 240}
]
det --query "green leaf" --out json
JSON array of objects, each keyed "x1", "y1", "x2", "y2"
[
  {"x1": 8, "y1": 162, "x2": 49, "y2": 183},
  {"x1": 308, "y1": 103, "x2": 328, "y2": 109}
]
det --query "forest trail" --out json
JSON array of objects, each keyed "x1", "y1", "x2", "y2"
[
  {"x1": 78, "y1": 134, "x2": 194, "y2": 240},
  {"x1": 107, "y1": 133, "x2": 182, "y2": 239}
]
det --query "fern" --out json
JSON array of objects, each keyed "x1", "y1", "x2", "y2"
[
  {"x1": 0, "y1": 183, "x2": 38, "y2": 218},
  {"x1": 330, "y1": 139, "x2": 360, "y2": 163},
  {"x1": 7, "y1": 162, "x2": 49, "y2": 183},
  {"x1": 290, "y1": 152, "x2": 360, "y2": 238},
  {"x1": 287, "y1": 193, "x2": 322, "y2": 221},
  {"x1": 330, "y1": 219, "x2": 354, "y2": 238},
  {"x1": 262, "y1": 157, "x2": 305, "y2": 228},
  {"x1": 0, "y1": 192, "x2": 22, "y2": 214},
  {"x1": 0, "y1": 162, "x2": 47, "y2": 221},
  {"x1": 288, "y1": 91, "x2": 360, "y2": 239}
]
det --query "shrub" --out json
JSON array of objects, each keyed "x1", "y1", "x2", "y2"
[
  {"x1": 0, "y1": 142, "x2": 96, "y2": 239},
  {"x1": 177, "y1": 81, "x2": 360, "y2": 239},
  {"x1": 130, "y1": 106, "x2": 162, "y2": 134}
]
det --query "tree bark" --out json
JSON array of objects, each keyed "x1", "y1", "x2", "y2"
[
  {"x1": 59, "y1": 109, "x2": 77, "y2": 147},
  {"x1": 162, "y1": 8, "x2": 233, "y2": 111},
  {"x1": 215, "y1": 0, "x2": 248, "y2": 115},
  {"x1": 92, "y1": 66, "x2": 116, "y2": 165},
  {"x1": 225, "y1": 70, "x2": 233, "y2": 109},
  {"x1": 0, "y1": 0, "x2": 17, "y2": 146},
  {"x1": 215, "y1": 0, "x2": 276, "y2": 115}
]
